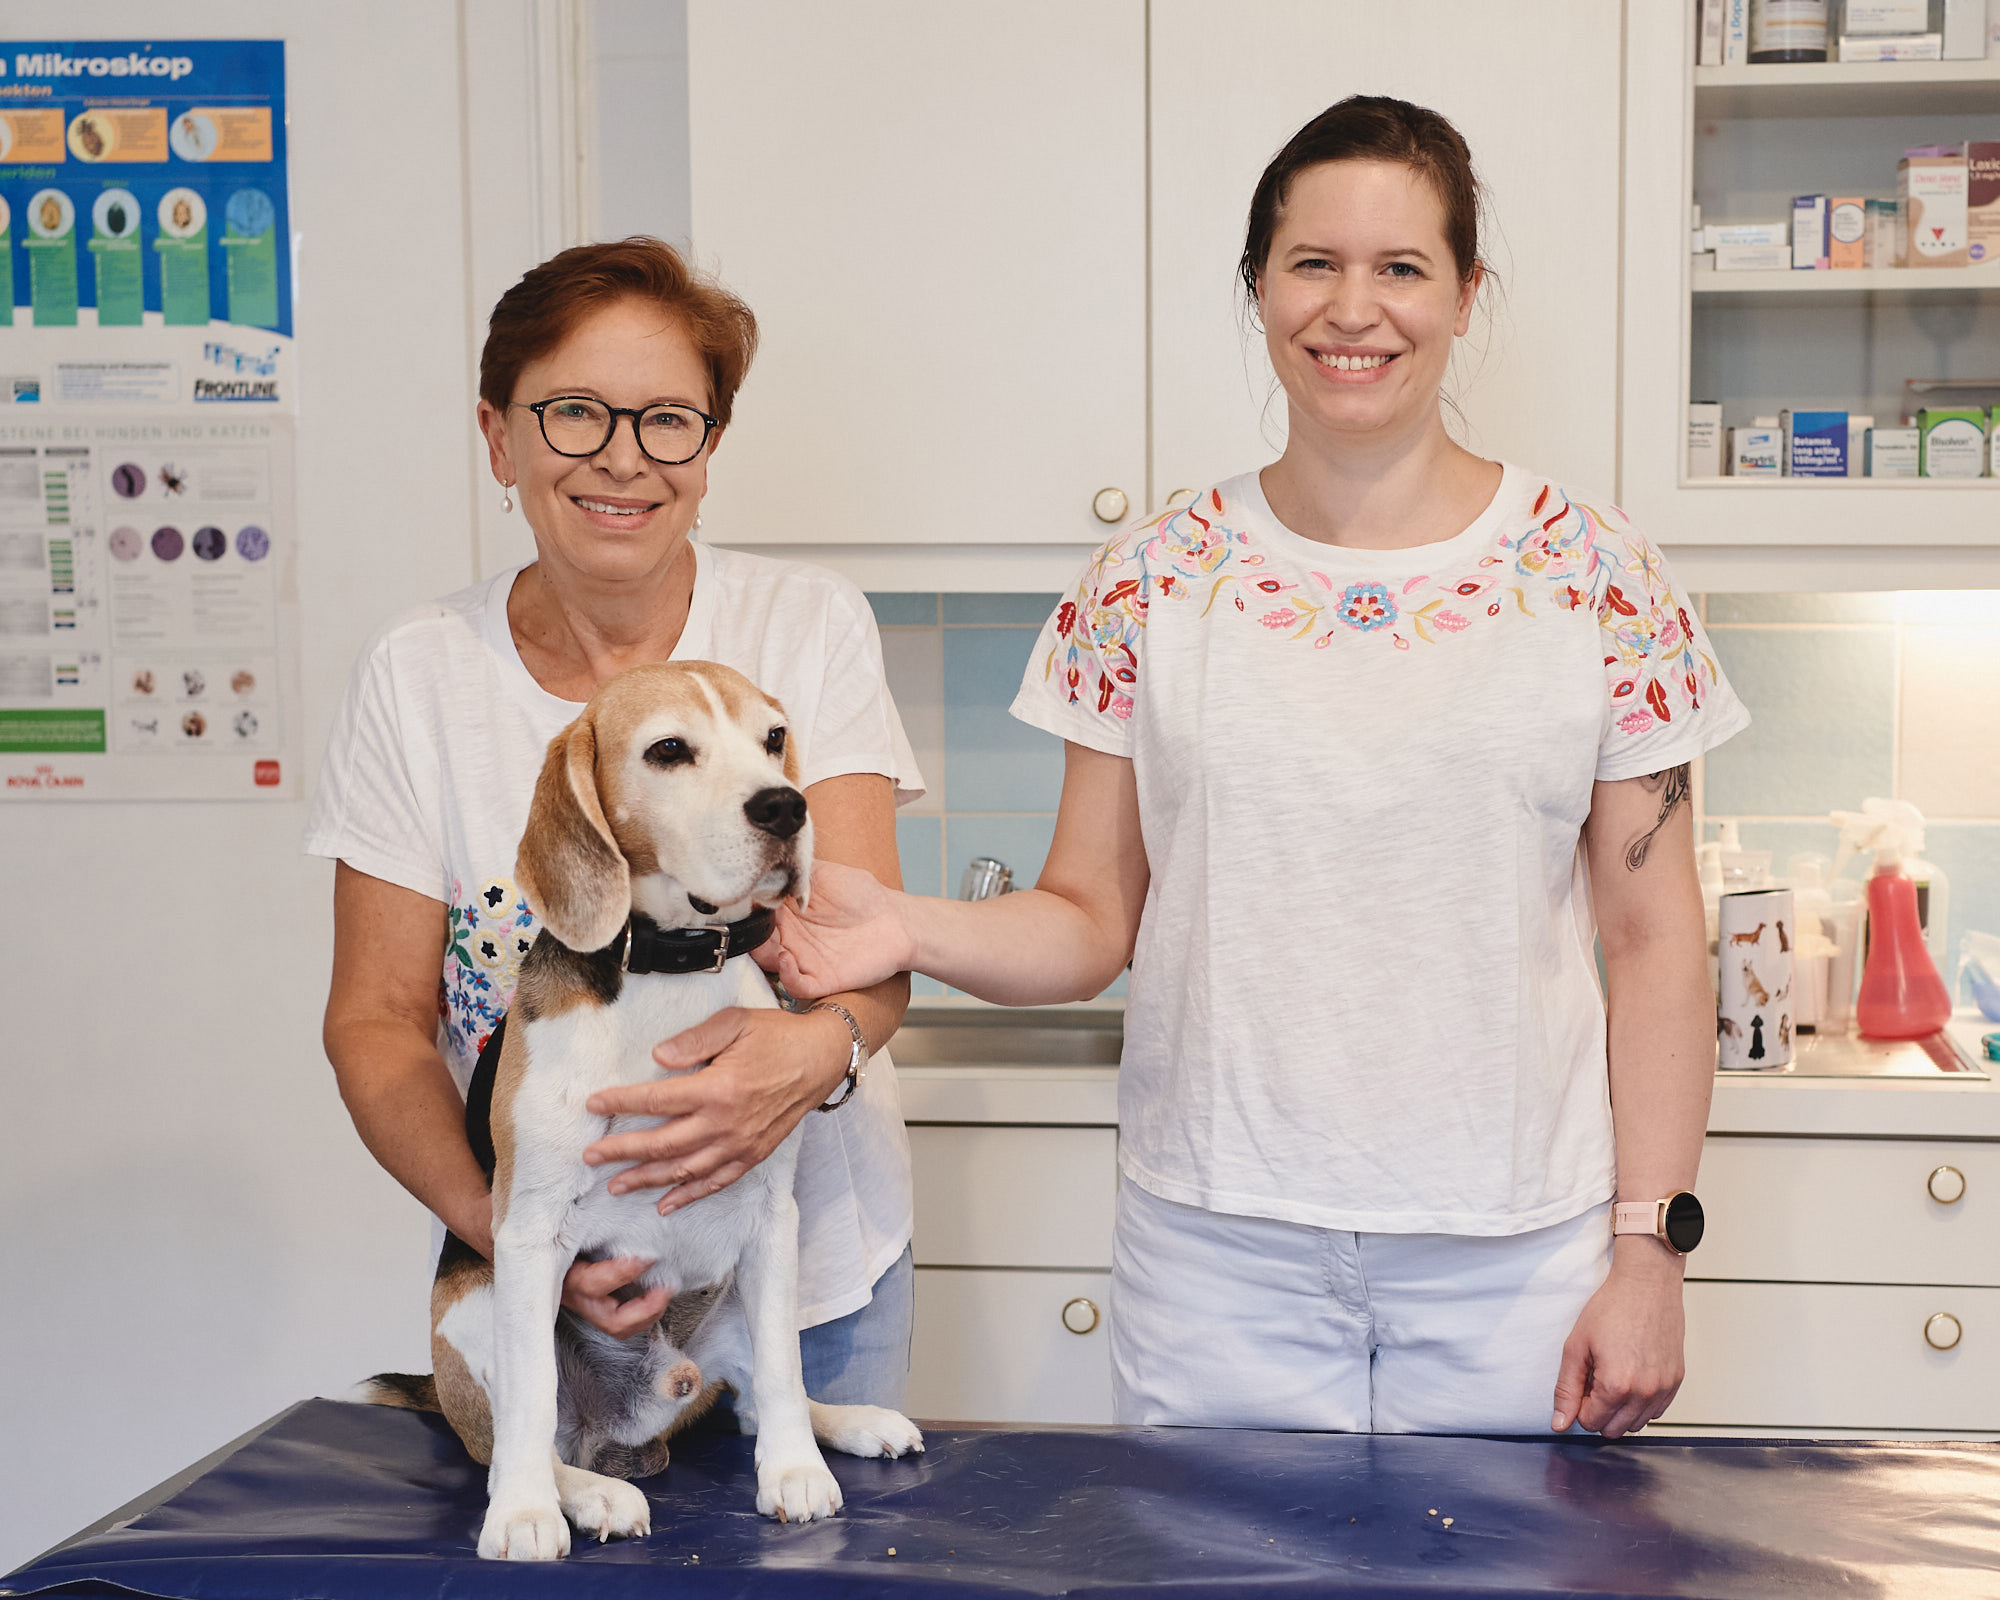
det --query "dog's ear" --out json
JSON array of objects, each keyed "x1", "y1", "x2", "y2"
[{"x1": 516, "y1": 713, "x2": 630, "y2": 952}]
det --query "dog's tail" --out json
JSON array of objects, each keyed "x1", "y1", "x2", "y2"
[{"x1": 353, "y1": 1372, "x2": 440, "y2": 1411}]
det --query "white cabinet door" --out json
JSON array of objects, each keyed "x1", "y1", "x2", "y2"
[
  {"x1": 910, "y1": 1126, "x2": 1118, "y2": 1270},
  {"x1": 1672, "y1": 1281, "x2": 2000, "y2": 1431},
  {"x1": 1697, "y1": 1137, "x2": 2000, "y2": 1288},
  {"x1": 1149, "y1": 1, "x2": 1625, "y2": 505},
  {"x1": 910, "y1": 1268, "x2": 1114, "y2": 1424},
  {"x1": 686, "y1": 1, "x2": 1146, "y2": 548}
]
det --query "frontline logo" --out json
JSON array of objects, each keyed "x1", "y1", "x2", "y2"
[
  {"x1": 194, "y1": 378, "x2": 280, "y2": 402},
  {"x1": 5, "y1": 52, "x2": 195, "y2": 79}
]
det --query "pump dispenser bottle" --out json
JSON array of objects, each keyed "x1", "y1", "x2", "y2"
[{"x1": 1834, "y1": 801, "x2": 1953, "y2": 1041}]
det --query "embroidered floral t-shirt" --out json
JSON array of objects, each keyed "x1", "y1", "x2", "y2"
[
  {"x1": 305, "y1": 543, "x2": 922, "y2": 1324},
  {"x1": 1011, "y1": 464, "x2": 1749, "y2": 1235}
]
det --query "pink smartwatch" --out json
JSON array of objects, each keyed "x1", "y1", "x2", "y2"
[{"x1": 1613, "y1": 1192, "x2": 1705, "y2": 1256}]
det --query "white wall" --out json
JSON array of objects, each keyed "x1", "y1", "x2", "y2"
[{"x1": 1, "y1": 0, "x2": 491, "y2": 1569}]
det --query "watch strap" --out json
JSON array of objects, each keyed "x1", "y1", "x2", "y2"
[
  {"x1": 1612, "y1": 1200, "x2": 1664, "y2": 1238},
  {"x1": 810, "y1": 1001, "x2": 865, "y2": 1111}
]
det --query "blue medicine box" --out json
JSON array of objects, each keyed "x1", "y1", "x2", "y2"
[{"x1": 1783, "y1": 409, "x2": 1848, "y2": 476}]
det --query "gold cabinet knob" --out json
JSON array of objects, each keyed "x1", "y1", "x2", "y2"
[
  {"x1": 1061, "y1": 1296, "x2": 1100, "y2": 1335},
  {"x1": 1091, "y1": 487, "x2": 1129, "y2": 524},
  {"x1": 1928, "y1": 1165, "x2": 1967, "y2": 1205},
  {"x1": 1925, "y1": 1311, "x2": 1963, "y2": 1351}
]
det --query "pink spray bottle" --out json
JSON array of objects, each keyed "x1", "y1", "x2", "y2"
[{"x1": 1834, "y1": 801, "x2": 1953, "y2": 1041}]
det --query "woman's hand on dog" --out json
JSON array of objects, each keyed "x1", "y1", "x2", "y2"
[
  {"x1": 582, "y1": 1006, "x2": 855, "y2": 1214},
  {"x1": 759, "y1": 859, "x2": 914, "y2": 999},
  {"x1": 561, "y1": 1256, "x2": 672, "y2": 1339}
]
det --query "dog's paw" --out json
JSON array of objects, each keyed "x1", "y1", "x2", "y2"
[
  {"x1": 560, "y1": 1471, "x2": 651, "y2": 1544},
  {"x1": 811, "y1": 1401, "x2": 925, "y2": 1459},
  {"x1": 479, "y1": 1497, "x2": 571, "y2": 1561},
  {"x1": 755, "y1": 1449, "x2": 843, "y2": 1524}
]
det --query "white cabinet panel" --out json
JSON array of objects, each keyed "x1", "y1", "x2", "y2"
[
  {"x1": 1149, "y1": 0, "x2": 1624, "y2": 506},
  {"x1": 1698, "y1": 1137, "x2": 2000, "y2": 1287},
  {"x1": 687, "y1": 1, "x2": 1146, "y2": 548},
  {"x1": 910, "y1": 1268, "x2": 1114, "y2": 1424},
  {"x1": 909, "y1": 1126, "x2": 1117, "y2": 1270},
  {"x1": 1672, "y1": 1281, "x2": 2000, "y2": 1430}
]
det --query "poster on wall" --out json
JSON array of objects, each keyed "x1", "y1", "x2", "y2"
[{"x1": 0, "y1": 40, "x2": 298, "y2": 801}]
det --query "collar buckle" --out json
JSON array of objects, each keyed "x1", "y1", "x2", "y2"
[{"x1": 706, "y1": 930, "x2": 731, "y2": 974}]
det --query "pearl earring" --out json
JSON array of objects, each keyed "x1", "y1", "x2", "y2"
[
  {"x1": 500, "y1": 483, "x2": 514, "y2": 513},
  {"x1": 693, "y1": 513, "x2": 703, "y2": 531}
]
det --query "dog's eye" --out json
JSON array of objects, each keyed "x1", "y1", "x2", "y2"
[
  {"x1": 644, "y1": 737, "x2": 693, "y2": 768},
  {"x1": 765, "y1": 726, "x2": 787, "y2": 756}
]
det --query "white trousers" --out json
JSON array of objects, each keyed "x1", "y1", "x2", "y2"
[{"x1": 1111, "y1": 1176, "x2": 1612, "y2": 1433}]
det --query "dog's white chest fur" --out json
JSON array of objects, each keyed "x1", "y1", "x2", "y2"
[{"x1": 512, "y1": 960, "x2": 790, "y2": 1291}]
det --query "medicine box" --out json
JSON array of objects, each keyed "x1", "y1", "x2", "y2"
[
  {"x1": 1847, "y1": 414, "x2": 1874, "y2": 478},
  {"x1": 1829, "y1": 198, "x2": 1866, "y2": 268},
  {"x1": 1688, "y1": 403, "x2": 1723, "y2": 479},
  {"x1": 1714, "y1": 242, "x2": 1792, "y2": 272},
  {"x1": 1864, "y1": 427, "x2": 1920, "y2": 478},
  {"x1": 1969, "y1": 144, "x2": 2000, "y2": 266},
  {"x1": 1838, "y1": 32, "x2": 1943, "y2": 57},
  {"x1": 1730, "y1": 427, "x2": 1782, "y2": 477},
  {"x1": 1900, "y1": 150, "x2": 1969, "y2": 268},
  {"x1": 1782, "y1": 410, "x2": 1848, "y2": 477},
  {"x1": 1792, "y1": 195, "x2": 1828, "y2": 269},
  {"x1": 1865, "y1": 199, "x2": 1900, "y2": 267},
  {"x1": 1705, "y1": 222, "x2": 1788, "y2": 250},
  {"x1": 1839, "y1": 0, "x2": 1929, "y2": 32},
  {"x1": 1918, "y1": 408, "x2": 1987, "y2": 477}
]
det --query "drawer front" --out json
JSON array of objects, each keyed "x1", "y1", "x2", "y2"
[
  {"x1": 1669, "y1": 1281, "x2": 2000, "y2": 1431},
  {"x1": 909, "y1": 1267, "x2": 1114, "y2": 1425},
  {"x1": 1697, "y1": 1136, "x2": 2000, "y2": 1286},
  {"x1": 909, "y1": 1125, "x2": 1116, "y2": 1269}
]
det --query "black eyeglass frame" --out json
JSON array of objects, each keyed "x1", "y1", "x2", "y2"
[{"x1": 512, "y1": 395, "x2": 719, "y2": 466}]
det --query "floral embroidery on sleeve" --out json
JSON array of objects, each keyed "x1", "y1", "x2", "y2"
[
  {"x1": 1595, "y1": 516, "x2": 1722, "y2": 737},
  {"x1": 439, "y1": 875, "x2": 538, "y2": 1068}
]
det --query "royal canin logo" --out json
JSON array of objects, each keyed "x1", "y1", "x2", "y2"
[{"x1": 6, "y1": 762, "x2": 84, "y2": 789}]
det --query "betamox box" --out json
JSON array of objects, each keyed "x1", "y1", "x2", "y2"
[
  {"x1": 1900, "y1": 147, "x2": 1969, "y2": 267},
  {"x1": 1782, "y1": 410, "x2": 1848, "y2": 476}
]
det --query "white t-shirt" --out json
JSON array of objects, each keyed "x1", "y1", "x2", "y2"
[
  {"x1": 305, "y1": 543, "x2": 922, "y2": 1325},
  {"x1": 1011, "y1": 465, "x2": 1750, "y2": 1236}
]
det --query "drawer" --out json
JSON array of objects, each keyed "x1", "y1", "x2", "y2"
[
  {"x1": 1697, "y1": 1137, "x2": 2000, "y2": 1286},
  {"x1": 908, "y1": 1267, "x2": 1113, "y2": 1424},
  {"x1": 908, "y1": 1125, "x2": 1116, "y2": 1269},
  {"x1": 1668, "y1": 1281, "x2": 2000, "y2": 1431}
]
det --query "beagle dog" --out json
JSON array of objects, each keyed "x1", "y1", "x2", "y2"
[{"x1": 379, "y1": 661, "x2": 921, "y2": 1561}]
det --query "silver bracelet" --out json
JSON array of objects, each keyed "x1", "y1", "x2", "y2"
[{"x1": 809, "y1": 1001, "x2": 866, "y2": 1112}]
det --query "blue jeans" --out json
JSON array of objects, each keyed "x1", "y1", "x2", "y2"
[{"x1": 801, "y1": 1243, "x2": 915, "y2": 1411}]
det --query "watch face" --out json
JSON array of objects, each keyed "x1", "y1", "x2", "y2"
[{"x1": 1664, "y1": 1191, "x2": 1705, "y2": 1254}]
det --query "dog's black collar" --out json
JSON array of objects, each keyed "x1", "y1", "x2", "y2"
[{"x1": 611, "y1": 906, "x2": 776, "y2": 976}]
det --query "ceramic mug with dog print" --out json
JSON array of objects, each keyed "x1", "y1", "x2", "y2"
[{"x1": 1718, "y1": 888, "x2": 1794, "y2": 1070}]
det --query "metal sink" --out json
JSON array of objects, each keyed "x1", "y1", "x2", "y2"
[{"x1": 890, "y1": 1007, "x2": 1123, "y2": 1067}]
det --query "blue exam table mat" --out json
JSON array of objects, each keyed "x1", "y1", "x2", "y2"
[{"x1": 7, "y1": 1397, "x2": 2000, "y2": 1598}]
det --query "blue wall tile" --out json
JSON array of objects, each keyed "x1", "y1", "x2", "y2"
[
  {"x1": 1925, "y1": 824, "x2": 2000, "y2": 986},
  {"x1": 895, "y1": 814, "x2": 943, "y2": 898},
  {"x1": 941, "y1": 627, "x2": 1066, "y2": 812},
  {"x1": 1704, "y1": 593, "x2": 1898, "y2": 625},
  {"x1": 866, "y1": 592, "x2": 940, "y2": 627},
  {"x1": 1704, "y1": 627, "x2": 1896, "y2": 817},
  {"x1": 942, "y1": 593, "x2": 1063, "y2": 626}
]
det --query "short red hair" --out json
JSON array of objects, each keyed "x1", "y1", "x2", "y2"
[{"x1": 479, "y1": 237, "x2": 760, "y2": 428}]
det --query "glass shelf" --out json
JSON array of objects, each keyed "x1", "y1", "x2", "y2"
[
  {"x1": 1691, "y1": 263, "x2": 2000, "y2": 297},
  {"x1": 1694, "y1": 60, "x2": 2000, "y2": 118}
]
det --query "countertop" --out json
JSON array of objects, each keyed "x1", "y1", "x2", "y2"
[{"x1": 895, "y1": 1012, "x2": 2000, "y2": 1139}]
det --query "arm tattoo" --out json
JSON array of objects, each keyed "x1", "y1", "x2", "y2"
[{"x1": 1624, "y1": 763, "x2": 1691, "y2": 872}]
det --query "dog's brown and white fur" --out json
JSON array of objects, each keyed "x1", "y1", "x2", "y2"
[{"x1": 416, "y1": 661, "x2": 920, "y2": 1561}]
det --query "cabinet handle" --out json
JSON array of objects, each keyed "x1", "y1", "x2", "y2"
[
  {"x1": 1091, "y1": 487, "x2": 1129, "y2": 524},
  {"x1": 1925, "y1": 1311, "x2": 1963, "y2": 1352},
  {"x1": 1061, "y1": 1296, "x2": 1100, "y2": 1335},
  {"x1": 1928, "y1": 1165, "x2": 1967, "y2": 1205}
]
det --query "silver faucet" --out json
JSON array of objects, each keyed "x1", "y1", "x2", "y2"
[{"x1": 958, "y1": 857, "x2": 1013, "y2": 900}]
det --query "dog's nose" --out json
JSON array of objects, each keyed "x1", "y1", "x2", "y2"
[{"x1": 745, "y1": 786, "x2": 808, "y2": 840}]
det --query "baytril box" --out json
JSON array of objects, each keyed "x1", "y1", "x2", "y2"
[
  {"x1": 1900, "y1": 146, "x2": 1969, "y2": 268},
  {"x1": 1968, "y1": 143, "x2": 2000, "y2": 265},
  {"x1": 1865, "y1": 427, "x2": 1920, "y2": 478},
  {"x1": 1918, "y1": 407, "x2": 1986, "y2": 476},
  {"x1": 1782, "y1": 410, "x2": 1848, "y2": 476},
  {"x1": 1730, "y1": 426, "x2": 1782, "y2": 477}
]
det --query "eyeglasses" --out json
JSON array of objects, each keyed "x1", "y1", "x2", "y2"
[{"x1": 513, "y1": 395, "x2": 718, "y2": 466}]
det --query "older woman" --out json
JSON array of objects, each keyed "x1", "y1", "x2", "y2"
[{"x1": 310, "y1": 238, "x2": 919, "y2": 1407}]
